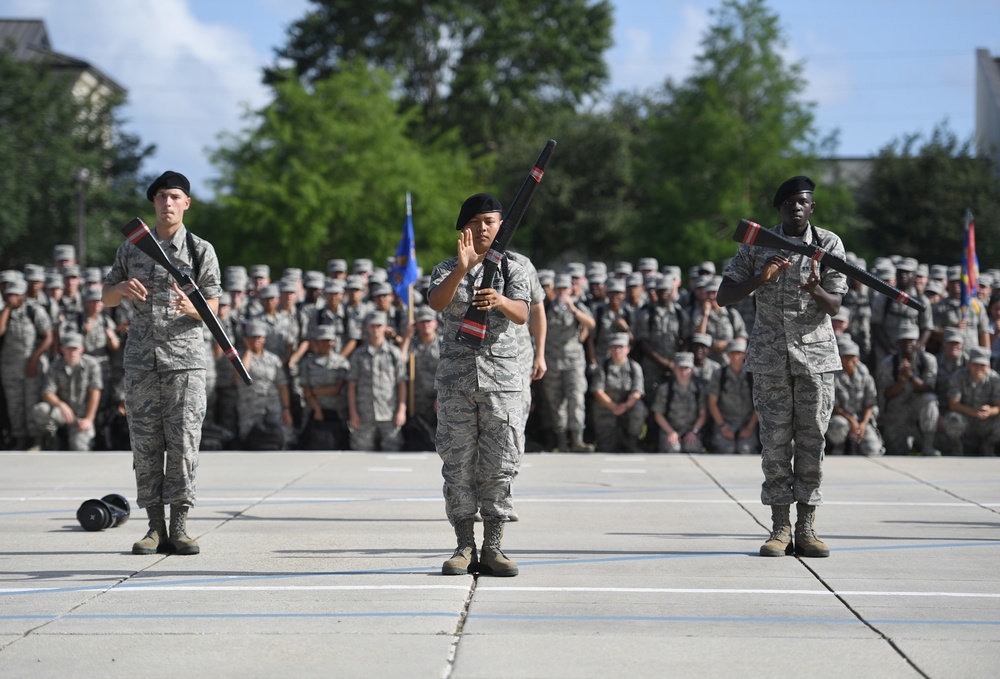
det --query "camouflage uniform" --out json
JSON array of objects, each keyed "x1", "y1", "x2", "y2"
[
  {"x1": 940, "y1": 361, "x2": 1000, "y2": 456},
  {"x1": 875, "y1": 350, "x2": 938, "y2": 456},
  {"x1": 32, "y1": 352, "x2": 102, "y2": 450},
  {"x1": 651, "y1": 376, "x2": 704, "y2": 453},
  {"x1": 590, "y1": 356, "x2": 647, "y2": 452},
  {"x1": 872, "y1": 287, "x2": 933, "y2": 363},
  {"x1": 409, "y1": 331, "x2": 441, "y2": 423},
  {"x1": 0, "y1": 301, "x2": 52, "y2": 441},
  {"x1": 430, "y1": 256, "x2": 529, "y2": 524},
  {"x1": 105, "y1": 225, "x2": 221, "y2": 508},
  {"x1": 300, "y1": 350, "x2": 351, "y2": 421},
  {"x1": 237, "y1": 347, "x2": 287, "y2": 443},
  {"x1": 828, "y1": 362, "x2": 883, "y2": 456},
  {"x1": 347, "y1": 340, "x2": 406, "y2": 450},
  {"x1": 933, "y1": 296, "x2": 989, "y2": 356},
  {"x1": 507, "y1": 252, "x2": 544, "y2": 427},
  {"x1": 706, "y1": 364, "x2": 757, "y2": 454},
  {"x1": 841, "y1": 284, "x2": 873, "y2": 364},
  {"x1": 724, "y1": 223, "x2": 847, "y2": 506},
  {"x1": 634, "y1": 299, "x2": 689, "y2": 398},
  {"x1": 542, "y1": 297, "x2": 592, "y2": 442}
]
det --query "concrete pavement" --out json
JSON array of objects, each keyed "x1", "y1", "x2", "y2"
[{"x1": 1, "y1": 451, "x2": 998, "y2": 678}]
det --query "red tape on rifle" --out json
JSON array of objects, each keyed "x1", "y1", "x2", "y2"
[
  {"x1": 812, "y1": 248, "x2": 827, "y2": 265},
  {"x1": 896, "y1": 291, "x2": 911, "y2": 306},
  {"x1": 485, "y1": 250, "x2": 503, "y2": 266},
  {"x1": 459, "y1": 319, "x2": 487, "y2": 339},
  {"x1": 530, "y1": 167, "x2": 544, "y2": 183},
  {"x1": 741, "y1": 221, "x2": 762, "y2": 245},
  {"x1": 225, "y1": 347, "x2": 238, "y2": 360},
  {"x1": 126, "y1": 223, "x2": 150, "y2": 244}
]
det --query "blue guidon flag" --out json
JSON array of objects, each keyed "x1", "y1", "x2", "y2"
[{"x1": 389, "y1": 193, "x2": 419, "y2": 303}]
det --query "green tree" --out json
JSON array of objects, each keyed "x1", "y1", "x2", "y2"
[
  {"x1": 206, "y1": 62, "x2": 483, "y2": 271},
  {"x1": 267, "y1": 0, "x2": 613, "y2": 151},
  {"x1": 633, "y1": 0, "x2": 851, "y2": 270},
  {"x1": 0, "y1": 50, "x2": 152, "y2": 268},
  {"x1": 855, "y1": 123, "x2": 1000, "y2": 266},
  {"x1": 493, "y1": 96, "x2": 645, "y2": 267}
]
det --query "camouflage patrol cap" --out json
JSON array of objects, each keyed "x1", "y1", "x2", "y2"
[
  {"x1": 324, "y1": 279, "x2": 345, "y2": 295},
  {"x1": 250, "y1": 264, "x2": 270, "y2": 279},
  {"x1": 365, "y1": 310, "x2": 388, "y2": 326},
  {"x1": 726, "y1": 338, "x2": 747, "y2": 354},
  {"x1": 53, "y1": 244, "x2": 76, "y2": 262},
  {"x1": 304, "y1": 271, "x2": 325, "y2": 289},
  {"x1": 637, "y1": 257, "x2": 659, "y2": 272},
  {"x1": 327, "y1": 258, "x2": 348, "y2": 274},
  {"x1": 606, "y1": 279, "x2": 626, "y2": 294},
  {"x1": 313, "y1": 324, "x2": 337, "y2": 341},
  {"x1": 942, "y1": 327, "x2": 964, "y2": 344},
  {"x1": 353, "y1": 258, "x2": 373, "y2": 274},
  {"x1": 608, "y1": 333, "x2": 630, "y2": 348},
  {"x1": 970, "y1": 346, "x2": 992, "y2": 366},
  {"x1": 60, "y1": 331, "x2": 84, "y2": 349},
  {"x1": 415, "y1": 306, "x2": 437, "y2": 322},
  {"x1": 895, "y1": 324, "x2": 920, "y2": 341},
  {"x1": 4, "y1": 279, "x2": 27, "y2": 296},
  {"x1": 554, "y1": 274, "x2": 572, "y2": 289},
  {"x1": 24, "y1": 264, "x2": 45, "y2": 282},
  {"x1": 344, "y1": 275, "x2": 365, "y2": 290},
  {"x1": 83, "y1": 287, "x2": 103, "y2": 302},
  {"x1": 258, "y1": 284, "x2": 279, "y2": 299},
  {"x1": 245, "y1": 319, "x2": 269, "y2": 337},
  {"x1": 691, "y1": 333, "x2": 713, "y2": 347},
  {"x1": 537, "y1": 269, "x2": 555, "y2": 286},
  {"x1": 674, "y1": 352, "x2": 695, "y2": 368},
  {"x1": 838, "y1": 338, "x2": 860, "y2": 357},
  {"x1": 370, "y1": 282, "x2": 393, "y2": 297},
  {"x1": 44, "y1": 273, "x2": 63, "y2": 290}
]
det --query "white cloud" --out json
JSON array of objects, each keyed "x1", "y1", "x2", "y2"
[
  {"x1": 608, "y1": 4, "x2": 710, "y2": 93},
  {"x1": 4, "y1": 0, "x2": 277, "y2": 196}
]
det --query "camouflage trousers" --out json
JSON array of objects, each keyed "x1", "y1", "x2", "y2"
[
  {"x1": 827, "y1": 414, "x2": 884, "y2": 456},
  {"x1": 753, "y1": 372, "x2": 834, "y2": 506},
  {"x1": 881, "y1": 393, "x2": 939, "y2": 455},
  {"x1": 710, "y1": 422, "x2": 760, "y2": 455},
  {"x1": 1, "y1": 358, "x2": 47, "y2": 439},
  {"x1": 436, "y1": 389, "x2": 523, "y2": 524},
  {"x1": 349, "y1": 419, "x2": 402, "y2": 451},
  {"x1": 593, "y1": 400, "x2": 648, "y2": 452},
  {"x1": 124, "y1": 368, "x2": 206, "y2": 509},
  {"x1": 940, "y1": 411, "x2": 1000, "y2": 455},
  {"x1": 541, "y1": 367, "x2": 587, "y2": 433},
  {"x1": 31, "y1": 402, "x2": 95, "y2": 451}
]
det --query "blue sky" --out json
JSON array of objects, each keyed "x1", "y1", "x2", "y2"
[{"x1": 5, "y1": 0, "x2": 999, "y2": 197}]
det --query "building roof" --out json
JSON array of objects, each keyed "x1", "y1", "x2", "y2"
[{"x1": 0, "y1": 18, "x2": 126, "y2": 97}]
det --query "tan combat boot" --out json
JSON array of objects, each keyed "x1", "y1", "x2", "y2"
[
  {"x1": 480, "y1": 521, "x2": 519, "y2": 577},
  {"x1": 794, "y1": 503, "x2": 830, "y2": 558},
  {"x1": 169, "y1": 505, "x2": 200, "y2": 555},
  {"x1": 132, "y1": 505, "x2": 170, "y2": 555},
  {"x1": 570, "y1": 430, "x2": 594, "y2": 453},
  {"x1": 442, "y1": 519, "x2": 477, "y2": 575},
  {"x1": 759, "y1": 504, "x2": 793, "y2": 557}
]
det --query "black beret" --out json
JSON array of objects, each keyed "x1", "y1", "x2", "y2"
[
  {"x1": 455, "y1": 193, "x2": 503, "y2": 231},
  {"x1": 772, "y1": 175, "x2": 816, "y2": 208},
  {"x1": 146, "y1": 171, "x2": 191, "y2": 202}
]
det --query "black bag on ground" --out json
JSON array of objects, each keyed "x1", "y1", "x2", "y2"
[
  {"x1": 301, "y1": 410, "x2": 349, "y2": 450},
  {"x1": 403, "y1": 413, "x2": 437, "y2": 452}
]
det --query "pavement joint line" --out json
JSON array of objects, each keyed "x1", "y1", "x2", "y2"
[
  {"x1": 443, "y1": 577, "x2": 477, "y2": 679},
  {"x1": 685, "y1": 454, "x2": 931, "y2": 679},
  {"x1": 870, "y1": 456, "x2": 1000, "y2": 516}
]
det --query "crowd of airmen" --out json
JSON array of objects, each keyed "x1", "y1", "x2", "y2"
[{"x1": 2, "y1": 243, "x2": 1000, "y2": 457}]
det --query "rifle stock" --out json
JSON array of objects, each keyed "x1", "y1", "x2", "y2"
[
  {"x1": 455, "y1": 139, "x2": 557, "y2": 348},
  {"x1": 733, "y1": 219, "x2": 926, "y2": 313},
  {"x1": 120, "y1": 218, "x2": 253, "y2": 385}
]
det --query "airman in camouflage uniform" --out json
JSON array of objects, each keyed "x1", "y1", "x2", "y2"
[
  {"x1": 940, "y1": 346, "x2": 1000, "y2": 456},
  {"x1": 103, "y1": 171, "x2": 220, "y2": 556},
  {"x1": 507, "y1": 251, "x2": 547, "y2": 431},
  {"x1": 634, "y1": 275, "x2": 690, "y2": 396},
  {"x1": 0, "y1": 279, "x2": 53, "y2": 448},
  {"x1": 935, "y1": 327, "x2": 967, "y2": 403},
  {"x1": 428, "y1": 193, "x2": 530, "y2": 577},
  {"x1": 691, "y1": 275, "x2": 747, "y2": 366},
  {"x1": 347, "y1": 311, "x2": 407, "y2": 451},
  {"x1": 590, "y1": 333, "x2": 647, "y2": 452},
  {"x1": 876, "y1": 324, "x2": 940, "y2": 456},
  {"x1": 871, "y1": 257, "x2": 933, "y2": 363},
  {"x1": 409, "y1": 305, "x2": 442, "y2": 424},
  {"x1": 827, "y1": 338, "x2": 883, "y2": 456},
  {"x1": 32, "y1": 331, "x2": 102, "y2": 451},
  {"x1": 238, "y1": 319, "x2": 293, "y2": 448},
  {"x1": 932, "y1": 272, "x2": 990, "y2": 356},
  {"x1": 298, "y1": 324, "x2": 350, "y2": 449},
  {"x1": 719, "y1": 176, "x2": 847, "y2": 558},
  {"x1": 706, "y1": 338, "x2": 758, "y2": 454},
  {"x1": 651, "y1": 352, "x2": 705, "y2": 453},
  {"x1": 543, "y1": 273, "x2": 595, "y2": 452},
  {"x1": 690, "y1": 333, "x2": 721, "y2": 388}
]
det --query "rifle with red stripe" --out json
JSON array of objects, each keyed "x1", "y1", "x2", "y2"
[
  {"x1": 120, "y1": 217, "x2": 253, "y2": 384},
  {"x1": 455, "y1": 139, "x2": 557, "y2": 348},
  {"x1": 733, "y1": 219, "x2": 926, "y2": 313}
]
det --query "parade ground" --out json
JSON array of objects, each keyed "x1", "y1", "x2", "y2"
[{"x1": 1, "y1": 450, "x2": 998, "y2": 679}]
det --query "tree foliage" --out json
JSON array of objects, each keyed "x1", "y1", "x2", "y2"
[
  {"x1": 267, "y1": 0, "x2": 613, "y2": 150},
  {"x1": 856, "y1": 124, "x2": 1000, "y2": 266},
  {"x1": 0, "y1": 49, "x2": 152, "y2": 268},
  {"x1": 633, "y1": 0, "x2": 852, "y2": 270},
  {"x1": 206, "y1": 62, "x2": 483, "y2": 271}
]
